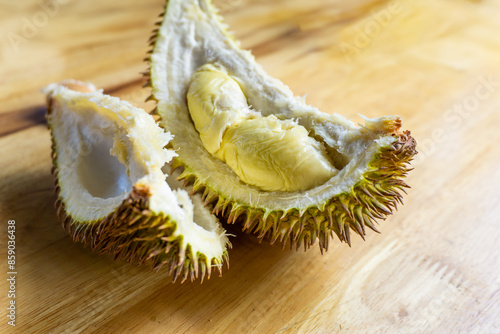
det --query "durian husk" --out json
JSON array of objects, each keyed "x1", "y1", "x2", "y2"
[
  {"x1": 146, "y1": 0, "x2": 417, "y2": 251},
  {"x1": 46, "y1": 81, "x2": 229, "y2": 282},
  {"x1": 174, "y1": 126, "x2": 416, "y2": 251}
]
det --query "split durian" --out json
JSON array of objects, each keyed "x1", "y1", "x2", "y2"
[
  {"x1": 45, "y1": 80, "x2": 230, "y2": 282},
  {"x1": 148, "y1": 0, "x2": 417, "y2": 251}
]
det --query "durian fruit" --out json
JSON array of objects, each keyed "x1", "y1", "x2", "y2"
[
  {"x1": 148, "y1": 0, "x2": 417, "y2": 251},
  {"x1": 45, "y1": 80, "x2": 230, "y2": 282}
]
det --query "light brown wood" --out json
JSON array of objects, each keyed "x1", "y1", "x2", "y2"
[{"x1": 1, "y1": 0, "x2": 499, "y2": 333}]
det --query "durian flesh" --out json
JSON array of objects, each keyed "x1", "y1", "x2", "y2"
[
  {"x1": 45, "y1": 80, "x2": 230, "y2": 282},
  {"x1": 149, "y1": 0, "x2": 417, "y2": 250},
  {"x1": 187, "y1": 63, "x2": 338, "y2": 192}
]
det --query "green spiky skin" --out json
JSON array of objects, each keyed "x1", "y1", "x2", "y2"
[
  {"x1": 47, "y1": 97, "x2": 229, "y2": 284},
  {"x1": 171, "y1": 130, "x2": 416, "y2": 252}
]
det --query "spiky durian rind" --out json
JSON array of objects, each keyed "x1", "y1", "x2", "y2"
[
  {"x1": 146, "y1": 0, "x2": 417, "y2": 251},
  {"x1": 46, "y1": 83, "x2": 229, "y2": 283},
  {"x1": 142, "y1": 13, "x2": 163, "y2": 112},
  {"x1": 173, "y1": 128, "x2": 416, "y2": 252}
]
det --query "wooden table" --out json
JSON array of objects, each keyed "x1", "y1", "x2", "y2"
[{"x1": 1, "y1": 0, "x2": 499, "y2": 332}]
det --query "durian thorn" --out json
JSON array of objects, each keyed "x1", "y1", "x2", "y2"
[
  {"x1": 263, "y1": 213, "x2": 278, "y2": 235},
  {"x1": 350, "y1": 191, "x2": 362, "y2": 205},
  {"x1": 351, "y1": 221, "x2": 365, "y2": 240},
  {"x1": 281, "y1": 226, "x2": 292, "y2": 243},
  {"x1": 212, "y1": 199, "x2": 223, "y2": 215},
  {"x1": 282, "y1": 237, "x2": 290, "y2": 250},
  {"x1": 228, "y1": 207, "x2": 242, "y2": 224},
  {"x1": 326, "y1": 211, "x2": 338, "y2": 235},
  {"x1": 192, "y1": 258, "x2": 199, "y2": 280},
  {"x1": 201, "y1": 187, "x2": 210, "y2": 201},
  {"x1": 190, "y1": 267, "x2": 196, "y2": 283},
  {"x1": 338, "y1": 198, "x2": 354, "y2": 221},
  {"x1": 319, "y1": 241, "x2": 325, "y2": 255},
  {"x1": 242, "y1": 211, "x2": 257, "y2": 230},
  {"x1": 360, "y1": 196, "x2": 380, "y2": 216},
  {"x1": 270, "y1": 229, "x2": 281, "y2": 245},
  {"x1": 206, "y1": 264, "x2": 212, "y2": 280},
  {"x1": 372, "y1": 199, "x2": 393, "y2": 215},
  {"x1": 400, "y1": 181, "x2": 411, "y2": 189},
  {"x1": 295, "y1": 220, "x2": 306, "y2": 240},
  {"x1": 320, "y1": 233, "x2": 330, "y2": 254},
  {"x1": 353, "y1": 208, "x2": 366, "y2": 236},
  {"x1": 257, "y1": 218, "x2": 269, "y2": 239},
  {"x1": 324, "y1": 234, "x2": 330, "y2": 252},
  {"x1": 148, "y1": 248, "x2": 162, "y2": 260},
  {"x1": 226, "y1": 212, "x2": 235, "y2": 225},
  {"x1": 335, "y1": 214, "x2": 344, "y2": 240},
  {"x1": 145, "y1": 94, "x2": 155, "y2": 102},
  {"x1": 363, "y1": 215, "x2": 380, "y2": 233},
  {"x1": 221, "y1": 201, "x2": 231, "y2": 217},
  {"x1": 295, "y1": 232, "x2": 305, "y2": 250},
  {"x1": 367, "y1": 184, "x2": 386, "y2": 197},
  {"x1": 200, "y1": 261, "x2": 207, "y2": 284},
  {"x1": 172, "y1": 267, "x2": 182, "y2": 283},
  {"x1": 180, "y1": 264, "x2": 190, "y2": 284},
  {"x1": 344, "y1": 227, "x2": 352, "y2": 247},
  {"x1": 128, "y1": 215, "x2": 142, "y2": 226},
  {"x1": 204, "y1": 192, "x2": 218, "y2": 207},
  {"x1": 192, "y1": 180, "x2": 203, "y2": 192},
  {"x1": 153, "y1": 261, "x2": 163, "y2": 273}
]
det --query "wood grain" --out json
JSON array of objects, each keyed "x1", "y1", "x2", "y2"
[{"x1": 1, "y1": 0, "x2": 499, "y2": 333}]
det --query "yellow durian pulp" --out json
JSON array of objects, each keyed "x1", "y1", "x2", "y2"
[{"x1": 187, "y1": 64, "x2": 337, "y2": 192}]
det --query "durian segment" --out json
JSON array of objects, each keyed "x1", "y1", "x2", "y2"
[
  {"x1": 187, "y1": 63, "x2": 338, "y2": 192},
  {"x1": 187, "y1": 63, "x2": 253, "y2": 154},
  {"x1": 148, "y1": 0, "x2": 417, "y2": 250},
  {"x1": 45, "y1": 80, "x2": 230, "y2": 282}
]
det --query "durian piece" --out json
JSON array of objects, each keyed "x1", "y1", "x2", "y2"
[
  {"x1": 148, "y1": 0, "x2": 417, "y2": 251},
  {"x1": 186, "y1": 63, "x2": 338, "y2": 192},
  {"x1": 45, "y1": 80, "x2": 230, "y2": 282}
]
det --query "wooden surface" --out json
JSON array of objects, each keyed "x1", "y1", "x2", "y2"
[{"x1": 1, "y1": 0, "x2": 499, "y2": 333}]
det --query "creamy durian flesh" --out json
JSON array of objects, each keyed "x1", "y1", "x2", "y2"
[
  {"x1": 187, "y1": 64, "x2": 338, "y2": 192},
  {"x1": 45, "y1": 80, "x2": 229, "y2": 282},
  {"x1": 149, "y1": 0, "x2": 417, "y2": 250}
]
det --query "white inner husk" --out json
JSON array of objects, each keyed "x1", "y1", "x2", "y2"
[
  {"x1": 151, "y1": 0, "x2": 397, "y2": 212},
  {"x1": 46, "y1": 83, "x2": 227, "y2": 260}
]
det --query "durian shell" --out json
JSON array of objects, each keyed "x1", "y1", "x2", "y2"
[
  {"x1": 46, "y1": 81, "x2": 229, "y2": 283},
  {"x1": 175, "y1": 127, "x2": 416, "y2": 251},
  {"x1": 147, "y1": 0, "x2": 417, "y2": 251}
]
